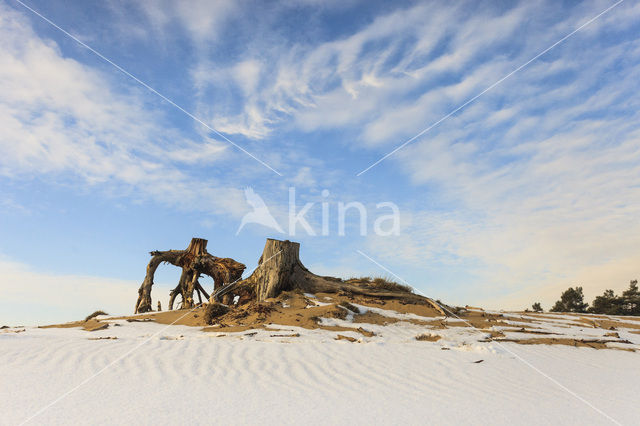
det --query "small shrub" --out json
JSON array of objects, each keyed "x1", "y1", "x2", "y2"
[
  {"x1": 85, "y1": 310, "x2": 108, "y2": 322},
  {"x1": 203, "y1": 303, "x2": 230, "y2": 325}
]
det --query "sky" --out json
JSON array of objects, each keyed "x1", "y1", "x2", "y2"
[{"x1": 1, "y1": 0, "x2": 639, "y2": 325}]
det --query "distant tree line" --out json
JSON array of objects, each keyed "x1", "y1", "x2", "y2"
[{"x1": 531, "y1": 280, "x2": 639, "y2": 315}]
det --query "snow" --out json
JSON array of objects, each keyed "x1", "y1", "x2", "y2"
[
  {"x1": 1, "y1": 318, "x2": 639, "y2": 425},
  {"x1": 304, "y1": 293, "x2": 333, "y2": 307}
]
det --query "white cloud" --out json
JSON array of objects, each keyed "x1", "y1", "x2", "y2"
[
  {"x1": 291, "y1": 166, "x2": 316, "y2": 188},
  {"x1": 0, "y1": 257, "x2": 135, "y2": 326},
  {"x1": 3, "y1": 0, "x2": 639, "y2": 313},
  {"x1": 133, "y1": 0, "x2": 238, "y2": 44},
  {"x1": 321, "y1": 0, "x2": 640, "y2": 310},
  {"x1": 233, "y1": 60, "x2": 262, "y2": 95},
  {"x1": 185, "y1": 1, "x2": 538, "y2": 141},
  {"x1": 185, "y1": 0, "x2": 640, "y2": 154},
  {"x1": 193, "y1": 0, "x2": 638, "y2": 309},
  {"x1": 366, "y1": 116, "x2": 640, "y2": 309},
  {"x1": 174, "y1": 0, "x2": 237, "y2": 43},
  {"x1": 0, "y1": 2, "x2": 249, "y2": 217}
]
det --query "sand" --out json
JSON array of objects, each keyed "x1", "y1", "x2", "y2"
[
  {"x1": 42, "y1": 291, "x2": 640, "y2": 351},
  {"x1": 3, "y1": 294, "x2": 639, "y2": 425}
]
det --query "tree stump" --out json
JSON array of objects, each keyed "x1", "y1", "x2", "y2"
[
  {"x1": 213, "y1": 238, "x2": 445, "y2": 315},
  {"x1": 254, "y1": 239, "x2": 305, "y2": 301},
  {"x1": 134, "y1": 238, "x2": 245, "y2": 313}
]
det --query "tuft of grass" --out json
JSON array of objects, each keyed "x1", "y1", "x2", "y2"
[
  {"x1": 335, "y1": 334, "x2": 357, "y2": 342},
  {"x1": 371, "y1": 277, "x2": 413, "y2": 293},
  {"x1": 415, "y1": 333, "x2": 441, "y2": 342},
  {"x1": 203, "y1": 303, "x2": 230, "y2": 325},
  {"x1": 339, "y1": 301, "x2": 360, "y2": 314},
  {"x1": 250, "y1": 303, "x2": 275, "y2": 315},
  {"x1": 326, "y1": 307, "x2": 348, "y2": 320},
  {"x1": 346, "y1": 276, "x2": 413, "y2": 293},
  {"x1": 85, "y1": 310, "x2": 108, "y2": 322}
]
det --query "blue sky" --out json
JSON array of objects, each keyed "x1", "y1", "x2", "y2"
[{"x1": 1, "y1": 0, "x2": 639, "y2": 324}]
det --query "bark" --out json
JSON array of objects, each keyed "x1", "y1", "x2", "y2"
[
  {"x1": 195, "y1": 281, "x2": 210, "y2": 300},
  {"x1": 134, "y1": 238, "x2": 245, "y2": 313},
  {"x1": 216, "y1": 238, "x2": 446, "y2": 315},
  {"x1": 135, "y1": 250, "x2": 183, "y2": 314}
]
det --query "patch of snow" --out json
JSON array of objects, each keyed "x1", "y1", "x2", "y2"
[{"x1": 1, "y1": 318, "x2": 639, "y2": 425}]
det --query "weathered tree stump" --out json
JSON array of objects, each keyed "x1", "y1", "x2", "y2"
[
  {"x1": 212, "y1": 238, "x2": 445, "y2": 315},
  {"x1": 134, "y1": 238, "x2": 245, "y2": 313}
]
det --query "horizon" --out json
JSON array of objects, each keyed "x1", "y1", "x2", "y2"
[{"x1": 1, "y1": 0, "x2": 640, "y2": 326}]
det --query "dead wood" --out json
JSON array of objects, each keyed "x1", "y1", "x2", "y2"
[
  {"x1": 134, "y1": 238, "x2": 245, "y2": 313},
  {"x1": 213, "y1": 239, "x2": 446, "y2": 315}
]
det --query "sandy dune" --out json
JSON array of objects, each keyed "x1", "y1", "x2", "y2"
[{"x1": 2, "y1": 298, "x2": 639, "y2": 425}]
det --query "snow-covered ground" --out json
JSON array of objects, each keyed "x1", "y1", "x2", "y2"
[{"x1": 1, "y1": 316, "x2": 638, "y2": 425}]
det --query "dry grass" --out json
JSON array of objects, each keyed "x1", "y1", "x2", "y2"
[
  {"x1": 345, "y1": 276, "x2": 413, "y2": 293},
  {"x1": 249, "y1": 302, "x2": 275, "y2": 322},
  {"x1": 339, "y1": 301, "x2": 361, "y2": 314},
  {"x1": 84, "y1": 310, "x2": 108, "y2": 322},
  {"x1": 335, "y1": 334, "x2": 358, "y2": 342},
  {"x1": 325, "y1": 307, "x2": 349, "y2": 320},
  {"x1": 249, "y1": 303, "x2": 275, "y2": 315},
  {"x1": 415, "y1": 333, "x2": 441, "y2": 342},
  {"x1": 203, "y1": 303, "x2": 230, "y2": 325}
]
